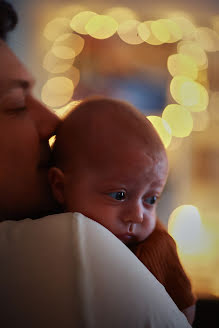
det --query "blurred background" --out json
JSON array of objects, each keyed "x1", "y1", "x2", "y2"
[{"x1": 9, "y1": 0, "x2": 219, "y2": 326}]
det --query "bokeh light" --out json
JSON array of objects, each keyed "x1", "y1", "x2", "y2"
[
  {"x1": 162, "y1": 104, "x2": 193, "y2": 137},
  {"x1": 104, "y1": 7, "x2": 137, "y2": 24},
  {"x1": 167, "y1": 54, "x2": 198, "y2": 80},
  {"x1": 44, "y1": 18, "x2": 71, "y2": 41},
  {"x1": 168, "y1": 205, "x2": 206, "y2": 254},
  {"x1": 137, "y1": 22, "x2": 151, "y2": 42},
  {"x1": 41, "y1": 77, "x2": 74, "y2": 108},
  {"x1": 195, "y1": 27, "x2": 219, "y2": 52},
  {"x1": 147, "y1": 116, "x2": 172, "y2": 148},
  {"x1": 70, "y1": 11, "x2": 97, "y2": 35},
  {"x1": 159, "y1": 19, "x2": 182, "y2": 43},
  {"x1": 53, "y1": 33, "x2": 85, "y2": 57},
  {"x1": 117, "y1": 19, "x2": 144, "y2": 44},
  {"x1": 43, "y1": 51, "x2": 74, "y2": 74},
  {"x1": 52, "y1": 46, "x2": 75, "y2": 60},
  {"x1": 63, "y1": 66, "x2": 80, "y2": 89},
  {"x1": 170, "y1": 76, "x2": 209, "y2": 112},
  {"x1": 141, "y1": 21, "x2": 164, "y2": 45},
  {"x1": 177, "y1": 41, "x2": 208, "y2": 70},
  {"x1": 151, "y1": 19, "x2": 170, "y2": 43},
  {"x1": 171, "y1": 16, "x2": 196, "y2": 40},
  {"x1": 85, "y1": 15, "x2": 118, "y2": 39},
  {"x1": 49, "y1": 135, "x2": 56, "y2": 148}
]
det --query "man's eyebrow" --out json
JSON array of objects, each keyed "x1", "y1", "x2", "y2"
[
  {"x1": 8, "y1": 78, "x2": 35, "y2": 90},
  {"x1": 0, "y1": 78, "x2": 35, "y2": 100}
]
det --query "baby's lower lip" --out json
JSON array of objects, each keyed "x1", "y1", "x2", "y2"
[{"x1": 117, "y1": 234, "x2": 136, "y2": 243}]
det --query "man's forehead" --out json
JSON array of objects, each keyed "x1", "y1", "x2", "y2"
[{"x1": 0, "y1": 41, "x2": 34, "y2": 97}]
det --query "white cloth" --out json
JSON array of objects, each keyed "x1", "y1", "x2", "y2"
[{"x1": 0, "y1": 212, "x2": 191, "y2": 328}]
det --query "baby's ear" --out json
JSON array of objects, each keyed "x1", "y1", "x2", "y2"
[{"x1": 48, "y1": 167, "x2": 65, "y2": 205}]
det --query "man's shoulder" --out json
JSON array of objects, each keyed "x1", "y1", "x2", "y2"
[
  {"x1": 0, "y1": 212, "x2": 89, "y2": 258},
  {"x1": 0, "y1": 212, "x2": 90, "y2": 233},
  {"x1": 0, "y1": 213, "x2": 191, "y2": 328},
  {"x1": 0, "y1": 212, "x2": 124, "y2": 255}
]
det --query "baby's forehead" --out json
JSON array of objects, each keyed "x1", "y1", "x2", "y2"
[
  {"x1": 89, "y1": 142, "x2": 167, "y2": 175},
  {"x1": 54, "y1": 98, "x2": 167, "y2": 170},
  {"x1": 84, "y1": 146, "x2": 168, "y2": 191}
]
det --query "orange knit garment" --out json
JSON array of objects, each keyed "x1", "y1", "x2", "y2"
[{"x1": 130, "y1": 220, "x2": 196, "y2": 310}]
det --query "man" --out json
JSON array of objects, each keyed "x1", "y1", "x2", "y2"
[
  {"x1": 0, "y1": 0, "x2": 60, "y2": 222},
  {"x1": 0, "y1": 1, "x2": 191, "y2": 327}
]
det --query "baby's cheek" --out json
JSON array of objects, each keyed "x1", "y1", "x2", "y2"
[
  {"x1": 101, "y1": 220, "x2": 119, "y2": 236},
  {"x1": 142, "y1": 217, "x2": 156, "y2": 240},
  {"x1": 150, "y1": 216, "x2": 157, "y2": 233}
]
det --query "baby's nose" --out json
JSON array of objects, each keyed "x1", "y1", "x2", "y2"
[{"x1": 123, "y1": 204, "x2": 144, "y2": 224}]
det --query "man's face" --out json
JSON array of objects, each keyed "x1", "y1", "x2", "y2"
[
  {"x1": 0, "y1": 41, "x2": 60, "y2": 220},
  {"x1": 62, "y1": 147, "x2": 168, "y2": 245}
]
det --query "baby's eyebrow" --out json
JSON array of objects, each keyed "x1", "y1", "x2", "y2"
[{"x1": 149, "y1": 180, "x2": 166, "y2": 189}]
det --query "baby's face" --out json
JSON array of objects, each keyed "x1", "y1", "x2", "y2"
[{"x1": 63, "y1": 147, "x2": 168, "y2": 245}]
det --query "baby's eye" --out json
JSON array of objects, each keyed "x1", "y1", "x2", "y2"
[
  {"x1": 108, "y1": 191, "x2": 126, "y2": 201},
  {"x1": 145, "y1": 196, "x2": 157, "y2": 205}
]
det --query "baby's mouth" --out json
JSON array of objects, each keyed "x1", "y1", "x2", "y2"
[{"x1": 116, "y1": 233, "x2": 137, "y2": 244}]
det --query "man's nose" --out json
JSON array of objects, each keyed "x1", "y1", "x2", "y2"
[{"x1": 29, "y1": 96, "x2": 61, "y2": 140}]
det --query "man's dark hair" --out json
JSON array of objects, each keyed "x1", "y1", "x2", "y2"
[{"x1": 0, "y1": 1, "x2": 17, "y2": 40}]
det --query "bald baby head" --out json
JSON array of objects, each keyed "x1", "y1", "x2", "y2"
[{"x1": 53, "y1": 97, "x2": 167, "y2": 174}]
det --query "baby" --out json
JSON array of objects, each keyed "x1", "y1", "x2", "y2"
[{"x1": 49, "y1": 97, "x2": 196, "y2": 323}]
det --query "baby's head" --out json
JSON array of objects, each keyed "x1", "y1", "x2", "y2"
[{"x1": 50, "y1": 97, "x2": 168, "y2": 245}]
